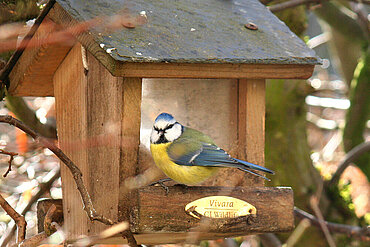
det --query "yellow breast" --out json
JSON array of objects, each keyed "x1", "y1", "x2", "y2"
[{"x1": 150, "y1": 143, "x2": 218, "y2": 185}]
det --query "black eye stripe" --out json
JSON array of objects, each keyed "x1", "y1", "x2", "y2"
[{"x1": 165, "y1": 124, "x2": 174, "y2": 130}]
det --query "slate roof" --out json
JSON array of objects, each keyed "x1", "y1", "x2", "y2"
[{"x1": 56, "y1": 0, "x2": 320, "y2": 65}]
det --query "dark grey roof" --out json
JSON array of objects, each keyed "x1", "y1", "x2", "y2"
[{"x1": 57, "y1": 0, "x2": 320, "y2": 65}]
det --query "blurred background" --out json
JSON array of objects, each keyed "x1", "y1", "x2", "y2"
[{"x1": 0, "y1": 0, "x2": 369, "y2": 246}]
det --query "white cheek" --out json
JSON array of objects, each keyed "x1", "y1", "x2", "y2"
[
  {"x1": 150, "y1": 129, "x2": 159, "y2": 143},
  {"x1": 164, "y1": 124, "x2": 182, "y2": 142}
]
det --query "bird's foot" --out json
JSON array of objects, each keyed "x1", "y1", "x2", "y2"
[{"x1": 149, "y1": 178, "x2": 172, "y2": 195}]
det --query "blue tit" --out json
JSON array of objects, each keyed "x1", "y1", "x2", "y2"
[{"x1": 150, "y1": 113, "x2": 274, "y2": 185}]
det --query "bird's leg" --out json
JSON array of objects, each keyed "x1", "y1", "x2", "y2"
[{"x1": 149, "y1": 178, "x2": 172, "y2": 194}]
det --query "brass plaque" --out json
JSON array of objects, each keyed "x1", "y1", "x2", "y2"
[{"x1": 185, "y1": 196, "x2": 256, "y2": 219}]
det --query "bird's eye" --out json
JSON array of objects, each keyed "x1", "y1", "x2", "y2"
[{"x1": 165, "y1": 124, "x2": 174, "y2": 130}]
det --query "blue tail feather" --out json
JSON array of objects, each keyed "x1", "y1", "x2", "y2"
[{"x1": 233, "y1": 158, "x2": 275, "y2": 174}]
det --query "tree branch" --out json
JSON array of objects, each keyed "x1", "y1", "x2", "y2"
[
  {"x1": 0, "y1": 167, "x2": 60, "y2": 247},
  {"x1": 0, "y1": 193, "x2": 26, "y2": 244},
  {"x1": 0, "y1": 115, "x2": 114, "y2": 224},
  {"x1": 294, "y1": 207, "x2": 370, "y2": 241},
  {"x1": 0, "y1": 149, "x2": 18, "y2": 177},
  {"x1": 269, "y1": 0, "x2": 321, "y2": 13},
  {"x1": 0, "y1": 115, "x2": 137, "y2": 246},
  {"x1": 327, "y1": 141, "x2": 370, "y2": 187},
  {"x1": 5, "y1": 95, "x2": 57, "y2": 139},
  {"x1": 268, "y1": 0, "x2": 370, "y2": 13}
]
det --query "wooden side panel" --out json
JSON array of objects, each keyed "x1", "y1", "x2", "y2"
[
  {"x1": 133, "y1": 186, "x2": 294, "y2": 234},
  {"x1": 119, "y1": 78, "x2": 142, "y2": 222},
  {"x1": 54, "y1": 43, "x2": 141, "y2": 238},
  {"x1": 237, "y1": 79, "x2": 266, "y2": 187},
  {"x1": 9, "y1": 17, "x2": 72, "y2": 96},
  {"x1": 54, "y1": 44, "x2": 90, "y2": 237}
]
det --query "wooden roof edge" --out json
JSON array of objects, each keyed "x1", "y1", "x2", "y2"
[{"x1": 0, "y1": 0, "x2": 56, "y2": 91}]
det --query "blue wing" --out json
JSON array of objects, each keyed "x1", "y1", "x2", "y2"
[{"x1": 167, "y1": 140, "x2": 274, "y2": 180}]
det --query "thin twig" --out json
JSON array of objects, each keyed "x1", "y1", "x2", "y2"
[
  {"x1": 122, "y1": 230, "x2": 138, "y2": 247},
  {"x1": 44, "y1": 204, "x2": 58, "y2": 236},
  {"x1": 285, "y1": 218, "x2": 311, "y2": 246},
  {"x1": 0, "y1": 149, "x2": 18, "y2": 177},
  {"x1": 259, "y1": 233, "x2": 282, "y2": 247},
  {"x1": 310, "y1": 196, "x2": 336, "y2": 247},
  {"x1": 0, "y1": 167, "x2": 60, "y2": 247},
  {"x1": 328, "y1": 141, "x2": 370, "y2": 187},
  {"x1": 294, "y1": 207, "x2": 370, "y2": 241},
  {"x1": 0, "y1": 193, "x2": 26, "y2": 244},
  {"x1": 73, "y1": 222, "x2": 129, "y2": 246},
  {"x1": 17, "y1": 232, "x2": 48, "y2": 247}
]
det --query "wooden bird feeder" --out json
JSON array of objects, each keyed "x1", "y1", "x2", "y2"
[{"x1": 2, "y1": 0, "x2": 320, "y2": 244}]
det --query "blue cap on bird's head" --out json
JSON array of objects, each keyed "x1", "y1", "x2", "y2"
[{"x1": 155, "y1": 113, "x2": 175, "y2": 123}]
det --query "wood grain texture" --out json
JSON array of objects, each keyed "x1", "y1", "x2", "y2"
[
  {"x1": 8, "y1": 17, "x2": 72, "y2": 96},
  {"x1": 39, "y1": 186, "x2": 293, "y2": 245},
  {"x1": 54, "y1": 43, "x2": 141, "y2": 238},
  {"x1": 132, "y1": 186, "x2": 293, "y2": 234},
  {"x1": 116, "y1": 63, "x2": 315, "y2": 80},
  {"x1": 54, "y1": 44, "x2": 90, "y2": 238},
  {"x1": 238, "y1": 79, "x2": 266, "y2": 187},
  {"x1": 118, "y1": 77, "x2": 142, "y2": 223}
]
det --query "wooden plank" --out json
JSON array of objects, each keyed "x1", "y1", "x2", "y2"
[
  {"x1": 54, "y1": 186, "x2": 293, "y2": 245},
  {"x1": 132, "y1": 186, "x2": 293, "y2": 235},
  {"x1": 8, "y1": 17, "x2": 72, "y2": 96},
  {"x1": 54, "y1": 43, "x2": 90, "y2": 238},
  {"x1": 237, "y1": 79, "x2": 266, "y2": 187},
  {"x1": 118, "y1": 77, "x2": 142, "y2": 222},
  {"x1": 116, "y1": 63, "x2": 315, "y2": 80},
  {"x1": 54, "y1": 43, "x2": 141, "y2": 239}
]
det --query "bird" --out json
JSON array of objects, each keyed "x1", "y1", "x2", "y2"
[{"x1": 150, "y1": 112, "x2": 274, "y2": 186}]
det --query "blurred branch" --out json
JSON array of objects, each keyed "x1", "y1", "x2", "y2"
[
  {"x1": 294, "y1": 207, "x2": 370, "y2": 241},
  {"x1": 0, "y1": 115, "x2": 138, "y2": 247},
  {"x1": 0, "y1": 167, "x2": 60, "y2": 247},
  {"x1": 284, "y1": 218, "x2": 311, "y2": 247},
  {"x1": 327, "y1": 141, "x2": 370, "y2": 187},
  {"x1": 310, "y1": 195, "x2": 336, "y2": 247},
  {"x1": 0, "y1": 7, "x2": 147, "y2": 53},
  {"x1": 0, "y1": 149, "x2": 18, "y2": 177},
  {"x1": 314, "y1": 2, "x2": 367, "y2": 44},
  {"x1": 269, "y1": 0, "x2": 321, "y2": 13},
  {"x1": 5, "y1": 95, "x2": 57, "y2": 139},
  {"x1": 73, "y1": 222, "x2": 129, "y2": 246},
  {"x1": 349, "y1": 2, "x2": 370, "y2": 42},
  {"x1": 268, "y1": 0, "x2": 370, "y2": 13},
  {"x1": 259, "y1": 233, "x2": 282, "y2": 247},
  {"x1": 17, "y1": 232, "x2": 48, "y2": 247},
  {"x1": 0, "y1": 193, "x2": 26, "y2": 244}
]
